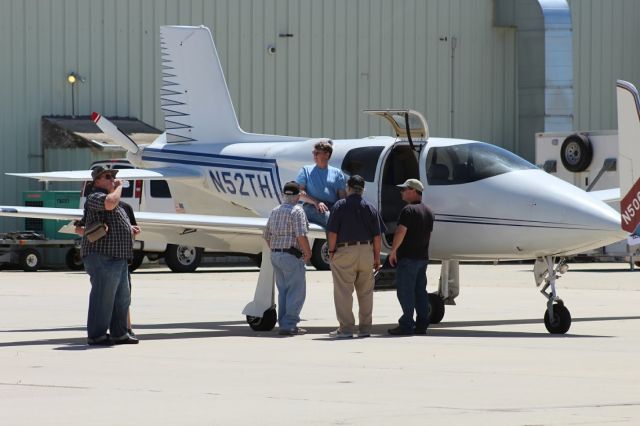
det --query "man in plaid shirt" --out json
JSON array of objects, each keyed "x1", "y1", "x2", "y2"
[
  {"x1": 263, "y1": 181, "x2": 312, "y2": 336},
  {"x1": 82, "y1": 166, "x2": 140, "y2": 346}
]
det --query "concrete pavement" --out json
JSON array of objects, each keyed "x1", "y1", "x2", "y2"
[{"x1": 1, "y1": 262, "x2": 639, "y2": 425}]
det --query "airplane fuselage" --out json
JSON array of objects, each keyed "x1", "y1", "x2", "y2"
[{"x1": 132, "y1": 136, "x2": 625, "y2": 261}]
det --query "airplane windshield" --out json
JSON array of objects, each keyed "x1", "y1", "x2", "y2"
[{"x1": 426, "y1": 142, "x2": 536, "y2": 185}]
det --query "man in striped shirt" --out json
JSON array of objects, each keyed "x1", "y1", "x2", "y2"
[{"x1": 263, "y1": 181, "x2": 312, "y2": 336}]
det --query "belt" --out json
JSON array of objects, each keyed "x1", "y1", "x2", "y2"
[
  {"x1": 271, "y1": 248, "x2": 289, "y2": 252},
  {"x1": 337, "y1": 240, "x2": 372, "y2": 248}
]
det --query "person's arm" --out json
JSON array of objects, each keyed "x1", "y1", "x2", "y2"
[
  {"x1": 372, "y1": 234, "x2": 381, "y2": 271},
  {"x1": 327, "y1": 231, "x2": 338, "y2": 260},
  {"x1": 388, "y1": 225, "x2": 408, "y2": 267},
  {"x1": 297, "y1": 235, "x2": 312, "y2": 262},
  {"x1": 104, "y1": 180, "x2": 124, "y2": 210}
]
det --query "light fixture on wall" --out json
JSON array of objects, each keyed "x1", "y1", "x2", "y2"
[{"x1": 66, "y1": 72, "x2": 85, "y2": 118}]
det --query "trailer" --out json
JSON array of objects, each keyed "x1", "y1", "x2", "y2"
[
  {"x1": 0, "y1": 231, "x2": 81, "y2": 272},
  {"x1": 535, "y1": 131, "x2": 640, "y2": 269}
]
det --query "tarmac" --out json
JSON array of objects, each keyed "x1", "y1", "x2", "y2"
[{"x1": 1, "y1": 261, "x2": 639, "y2": 425}]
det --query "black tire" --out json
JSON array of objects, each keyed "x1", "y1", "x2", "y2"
[
  {"x1": 128, "y1": 250, "x2": 145, "y2": 272},
  {"x1": 560, "y1": 133, "x2": 593, "y2": 172},
  {"x1": 246, "y1": 308, "x2": 277, "y2": 331},
  {"x1": 164, "y1": 244, "x2": 203, "y2": 273},
  {"x1": 65, "y1": 248, "x2": 84, "y2": 270},
  {"x1": 428, "y1": 292, "x2": 445, "y2": 324},
  {"x1": 310, "y1": 239, "x2": 330, "y2": 270},
  {"x1": 544, "y1": 303, "x2": 572, "y2": 334},
  {"x1": 20, "y1": 248, "x2": 41, "y2": 272}
]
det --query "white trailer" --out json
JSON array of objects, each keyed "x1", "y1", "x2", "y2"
[{"x1": 535, "y1": 131, "x2": 639, "y2": 268}]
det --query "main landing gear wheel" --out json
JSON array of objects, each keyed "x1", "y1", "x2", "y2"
[
  {"x1": 428, "y1": 292, "x2": 445, "y2": 324},
  {"x1": 544, "y1": 302, "x2": 571, "y2": 334},
  {"x1": 310, "y1": 239, "x2": 330, "y2": 270},
  {"x1": 246, "y1": 308, "x2": 277, "y2": 331}
]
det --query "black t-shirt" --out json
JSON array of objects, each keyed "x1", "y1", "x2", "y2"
[{"x1": 397, "y1": 201, "x2": 434, "y2": 260}]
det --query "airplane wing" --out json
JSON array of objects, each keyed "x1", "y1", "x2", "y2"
[
  {"x1": 6, "y1": 167, "x2": 202, "y2": 182},
  {"x1": 587, "y1": 188, "x2": 621, "y2": 203},
  {"x1": 0, "y1": 206, "x2": 326, "y2": 240}
]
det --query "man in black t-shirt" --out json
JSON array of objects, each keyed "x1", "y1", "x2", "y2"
[{"x1": 387, "y1": 178, "x2": 434, "y2": 335}]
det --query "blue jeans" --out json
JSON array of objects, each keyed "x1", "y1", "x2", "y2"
[
  {"x1": 395, "y1": 258, "x2": 429, "y2": 330},
  {"x1": 270, "y1": 252, "x2": 307, "y2": 330},
  {"x1": 83, "y1": 253, "x2": 131, "y2": 341},
  {"x1": 302, "y1": 203, "x2": 330, "y2": 228}
]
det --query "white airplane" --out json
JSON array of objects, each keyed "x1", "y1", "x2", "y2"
[{"x1": 1, "y1": 25, "x2": 638, "y2": 334}]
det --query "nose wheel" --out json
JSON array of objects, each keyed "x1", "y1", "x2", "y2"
[{"x1": 535, "y1": 256, "x2": 572, "y2": 334}]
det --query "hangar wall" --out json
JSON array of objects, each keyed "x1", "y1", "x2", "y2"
[{"x1": 0, "y1": 0, "x2": 516, "y2": 233}]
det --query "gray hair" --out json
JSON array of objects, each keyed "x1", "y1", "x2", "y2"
[{"x1": 283, "y1": 194, "x2": 299, "y2": 204}]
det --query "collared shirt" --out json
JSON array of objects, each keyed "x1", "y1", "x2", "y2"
[
  {"x1": 327, "y1": 194, "x2": 383, "y2": 243},
  {"x1": 263, "y1": 203, "x2": 309, "y2": 250},
  {"x1": 296, "y1": 164, "x2": 346, "y2": 204},
  {"x1": 81, "y1": 188, "x2": 133, "y2": 260}
]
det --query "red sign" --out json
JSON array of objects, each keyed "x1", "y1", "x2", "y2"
[{"x1": 621, "y1": 177, "x2": 640, "y2": 233}]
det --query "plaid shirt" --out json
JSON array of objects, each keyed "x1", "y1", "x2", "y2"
[
  {"x1": 81, "y1": 189, "x2": 133, "y2": 260},
  {"x1": 263, "y1": 203, "x2": 308, "y2": 250}
]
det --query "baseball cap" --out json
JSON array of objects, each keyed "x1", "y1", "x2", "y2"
[
  {"x1": 91, "y1": 166, "x2": 119, "y2": 181},
  {"x1": 348, "y1": 175, "x2": 365, "y2": 190},
  {"x1": 397, "y1": 178, "x2": 424, "y2": 192},
  {"x1": 282, "y1": 181, "x2": 300, "y2": 195}
]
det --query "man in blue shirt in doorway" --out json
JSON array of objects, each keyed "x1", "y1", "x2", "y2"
[{"x1": 296, "y1": 139, "x2": 347, "y2": 228}]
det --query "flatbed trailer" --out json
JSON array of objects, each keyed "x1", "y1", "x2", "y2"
[{"x1": 0, "y1": 231, "x2": 81, "y2": 272}]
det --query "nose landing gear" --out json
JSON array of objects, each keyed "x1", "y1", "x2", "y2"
[{"x1": 535, "y1": 256, "x2": 572, "y2": 334}]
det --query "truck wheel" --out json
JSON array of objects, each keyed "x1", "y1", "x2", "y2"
[
  {"x1": 560, "y1": 133, "x2": 593, "y2": 172},
  {"x1": 310, "y1": 239, "x2": 330, "y2": 271},
  {"x1": 20, "y1": 249, "x2": 41, "y2": 272},
  {"x1": 65, "y1": 248, "x2": 84, "y2": 270},
  {"x1": 128, "y1": 250, "x2": 145, "y2": 272},
  {"x1": 165, "y1": 244, "x2": 203, "y2": 272}
]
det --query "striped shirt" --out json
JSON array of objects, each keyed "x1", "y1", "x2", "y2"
[
  {"x1": 263, "y1": 203, "x2": 308, "y2": 250},
  {"x1": 81, "y1": 189, "x2": 133, "y2": 260}
]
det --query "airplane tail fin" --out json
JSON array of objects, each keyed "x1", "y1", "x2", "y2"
[
  {"x1": 616, "y1": 81, "x2": 640, "y2": 197},
  {"x1": 159, "y1": 25, "x2": 244, "y2": 144}
]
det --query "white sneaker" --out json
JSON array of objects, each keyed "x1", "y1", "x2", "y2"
[{"x1": 329, "y1": 329, "x2": 353, "y2": 339}]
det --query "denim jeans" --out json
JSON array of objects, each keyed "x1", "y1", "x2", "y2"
[
  {"x1": 270, "y1": 252, "x2": 307, "y2": 331},
  {"x1": 395, "y1": 257, "x2": 430, "y2": 330},
  {"x1": 302, "y1": 203, "x2": 330, "y2": 228},
  {"x1": 83, "y1": 252, "x2": 131, "y2": 341}
]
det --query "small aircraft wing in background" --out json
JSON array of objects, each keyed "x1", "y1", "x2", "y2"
[{"x1": 6, "y1": 167, "x2": 203, "y2": 182}]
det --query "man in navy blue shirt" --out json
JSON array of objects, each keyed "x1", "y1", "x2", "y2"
[{"x1": 327, "y1": 175, "x2": 382, "y2": 338}]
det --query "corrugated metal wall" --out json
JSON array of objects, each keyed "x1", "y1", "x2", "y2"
[
  {"x1": 0, "y1": 0, "x2": 516, "y2": 233},
  {"x1": 570, "y1": 0, "x2": 640, "y2": 131}
]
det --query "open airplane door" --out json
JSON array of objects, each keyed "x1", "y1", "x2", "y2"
[{"x1": 364, "y1": 109, "x2": 429, "y2": 141}]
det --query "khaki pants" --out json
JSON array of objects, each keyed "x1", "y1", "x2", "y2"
[{"x1": 330, "y1": 244, "x2": 374, "y2": 334}]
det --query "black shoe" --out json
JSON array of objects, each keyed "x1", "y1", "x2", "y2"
[
  {"x1": 127, "y1": 329, "x2": 136, "y2": 338},
  {"x1": 88, "y1": 335, "x2": 113, "y2": 346},
  {"x1": 414, "y1": 327, "x2": 428, "y2": 335},
  {"x1": 387, "y1": 326, "x2": 414, "y2": 336},
  {"x1": 113, "y1": 336, "x2": 139, "y2": 345}
]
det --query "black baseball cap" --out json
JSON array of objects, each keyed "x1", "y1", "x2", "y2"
[
  {"x1": 348, "y1": 175, "x2": 365, "y2": 190},
  {"x1": 283, "y1": 181, "x2": 300, "y2": 195},
  {"x1": 91, "y1": 166, "x2": 118, "y2": 181}
]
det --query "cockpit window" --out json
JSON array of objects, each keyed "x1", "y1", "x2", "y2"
[{"x1": 426, "y1": 142, "x2": 536, "y2": 185}]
